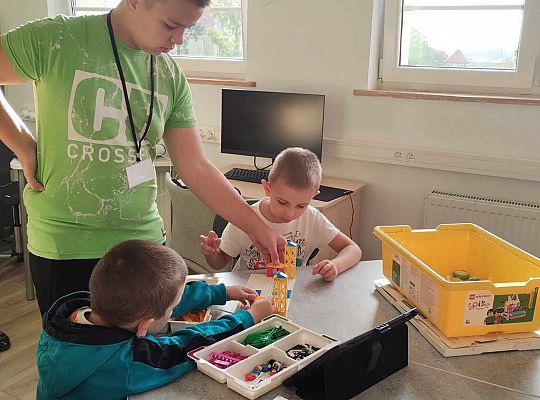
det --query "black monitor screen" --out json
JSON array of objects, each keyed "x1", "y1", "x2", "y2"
[{"x1": 221, "y1": 89, "x2": 325, "y2": 160}]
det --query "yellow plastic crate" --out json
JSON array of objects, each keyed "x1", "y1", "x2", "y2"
[{"x1": 373, "y1": 224, "x2": 540, "y2": 337}]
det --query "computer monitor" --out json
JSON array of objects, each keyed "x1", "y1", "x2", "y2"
[{"x1": 221, "y1": 89, "x2": 325, "y2": 160}]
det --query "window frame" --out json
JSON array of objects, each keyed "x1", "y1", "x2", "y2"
[
  {"x1": 379, "y1": 0, "x2": 540, "y2": 92},
  {"x1": 173, "y1": 0, "x2": 247, "y2": 78}
]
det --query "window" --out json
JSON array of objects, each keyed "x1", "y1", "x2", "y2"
[
  {"x1": 379, "y1": 0, "x2": 540, "y2": 92},
  {"x1": 72, "y1": 0, "x2": 118, "y2": 16},
  {"x1": 72, "y1": 0, "x2": 246, "y2": 77},
  {"x1": 172, "y1": 0, "x2": 246, "y2": 77}
]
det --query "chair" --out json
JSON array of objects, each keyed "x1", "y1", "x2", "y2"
[
  {"x1": 212, "y1": 198, "x2": 259, "y2": 237},
  {"x1": 165, "y1": 172, "x2": 233, "y2": 274}
]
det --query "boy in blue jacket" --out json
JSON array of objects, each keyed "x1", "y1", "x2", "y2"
[{"x1": 36, "y1": 240, "x2": 274, "y2": 399}]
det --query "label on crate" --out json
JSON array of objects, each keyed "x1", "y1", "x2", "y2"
[
  {"x1": 464, "y1": 291, "x2": 494, "y2": 326},
  {"x1": 392, "y1": 252, "x2": 439, "y2": 321},
  {"x1": 464, "y1": 289, "x2": 538, "y2": 326}
]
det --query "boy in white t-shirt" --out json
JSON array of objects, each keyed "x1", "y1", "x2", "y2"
[{"x1": 200, "y1": 147, "x2": 362, "y2": 281}]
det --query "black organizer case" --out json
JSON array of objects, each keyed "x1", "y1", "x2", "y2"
[{"x1": 284, "y1": 309, "x2": 416, "y2": 400}]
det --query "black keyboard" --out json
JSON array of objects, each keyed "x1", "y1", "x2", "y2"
[
  {"x1": 224, "y1": 168, "x2": 269, "y2": 183},
  {"x1": 224, "y1": 167, "x2": 353, "y2": 202}
]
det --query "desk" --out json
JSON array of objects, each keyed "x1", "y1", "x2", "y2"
[
  {"x1": 9, "y1": 158, "x2": 33, "y2": 301},
  {"x1": 133, "y1": 261, "x2": 540, "y2": 400},
  {"x1": 221, "y1": 164, "x2": 366, "y2": 263}
]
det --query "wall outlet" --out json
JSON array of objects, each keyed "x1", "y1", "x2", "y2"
[
  {"x1": 199, "y1": 128, "x2": 220, "y2": 143},
  {"x1": 394, "y1": 151, "x2": 403, "y2": 161},
  {"x1": 19, "y1": 109, "x2": 36, "y2": 121},
  {"x1": 406, "y1": 152, "x2": 414, "y2": 161}
]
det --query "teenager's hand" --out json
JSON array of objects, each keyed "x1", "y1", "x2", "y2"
[
  {"x1": 199, "y1": 231, "x2": 221, "y2": 256},
  {"x1": 248, "y1": 224, "x2": 286, "y2": 265},
  {"x1": 248, "y1": 297, "x2": 275, "y2": 323},
  {"x1": 226, "y1": 285, "x2": 257, "y2": 304},
  {"x1": 17, "y1": 142, "x2": 43, "y2": 191},
  {"x1": 312, "y1": 260, "x2": 338, "y2": 282}
]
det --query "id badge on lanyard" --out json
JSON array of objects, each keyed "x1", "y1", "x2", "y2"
[
  {"x1": 107, "y1": 11, "x2": 156, "y2": 189},
  {"x1": 126, "y1": 158, "x2": 155, "y2": 188}
]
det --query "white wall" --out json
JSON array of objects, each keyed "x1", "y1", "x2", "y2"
[
  {"x1": 3, "y1": 0, "x2": 540, "y2": 259},
  {"x1": 0, "y1": 0, "x2": 48, "y2": 112},
  {"x1": 191, "y1": 0, "x2": 540, "y2": 259}
]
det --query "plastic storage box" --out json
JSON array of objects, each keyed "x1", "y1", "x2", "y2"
[
  {"x1": 374, "y1": 224, "x2": 540, "y2": 337},
  {"x1": 189, "y1": 315, "x2": 338, "y2": 399}
]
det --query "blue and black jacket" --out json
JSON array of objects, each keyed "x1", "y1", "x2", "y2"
[{"x1": 36, "y1": 281, "x2": 255, "y2": 399}]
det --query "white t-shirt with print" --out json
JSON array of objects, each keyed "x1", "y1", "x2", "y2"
[{"x1": 219, "y1": 200, "x2": 340, "y2": 272}]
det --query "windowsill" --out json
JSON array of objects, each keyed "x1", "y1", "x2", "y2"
[
  {"x1": 353, "y1": 89, "x2": 540, "y2": 106},
  {"x1": 187, "y1": 77, "x2": 256, "y2": 87}
]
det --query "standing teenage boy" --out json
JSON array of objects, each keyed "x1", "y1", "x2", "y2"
[{"x1": 0, "y1": 0, "x2": 285, "y2": 314}]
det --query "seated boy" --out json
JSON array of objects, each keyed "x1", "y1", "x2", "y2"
[
  {"x1": 36, "y1": 240, "x2": 274, "y2": 399},
  {"x1": 200, "y1": 147, "x2": 362, "y2": 281}
]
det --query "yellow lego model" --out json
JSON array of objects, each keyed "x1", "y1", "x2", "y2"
[
  {"x1": 273, "y1": 272, "x2": 288, "y2": 316},
  {"x1": 266, "y1": 241, "x2": 298, "y2": 278},
  {"x1": 283, "y1": 241, "x2": 298, "y2": 279}
]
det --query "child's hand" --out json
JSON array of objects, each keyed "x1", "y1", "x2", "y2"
[
  {"x1": 200, "y1": 231, "x2": 221, "y2": 256},
  {"x1": 312, "y1": 260, "x2": 338, "y2": 281},
  {"x1": 226, "y1": 285, "x2": 257, "y2": 305},
  {"x1": 247, "y1": 297, "x2": 275, "y2": 323}
]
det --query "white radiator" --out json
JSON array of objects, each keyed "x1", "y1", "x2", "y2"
[{"x1": 424, "y1": 191, "x2": 540, "y2": 257}]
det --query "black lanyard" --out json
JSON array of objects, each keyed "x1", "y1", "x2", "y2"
[{"x1": 106, "y1": 10, "x2": 154, "y2": 162}]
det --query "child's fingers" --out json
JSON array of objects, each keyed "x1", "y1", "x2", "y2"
[
  {"x1": 200, "y1": 234, "x2": 220, "y2": 250},
  {"x1": 319, "y1": 264, "x2": 332, "y2": 276},
  {"x1": 322, "y1": 265, "x2": 338, "y2": 281},
  {"x1": 243, "y1": 286, "x2": 258, "y2": 296},
  {"x1": 200, "y1": 242, "x2": 217, "y2": 255},
  {"x1": 247, "y1": 293, "x2": 257, "y2": 304},
  {"x1": 312, "y1": 260, "x2": 329, "y2": 275},
  {"x1": 200, "y1": 231, "x2": 219, "y2": 244},
  {"x1": 199, "y1": 234, "x2": 213, "y2": 246}
]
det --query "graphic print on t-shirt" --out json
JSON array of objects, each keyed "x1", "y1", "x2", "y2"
[
  {"x1": 67, "y1": 70, "x2": 168, "y2": 164},
  {"x1": 243, "y1": 230, "x2": 307, "y2": 270}
]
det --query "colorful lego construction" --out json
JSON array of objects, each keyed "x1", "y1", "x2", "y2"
[
  {"x1": 246, "y1": 273, "x2": 294, "y2": 316},
  {"x1": 273, "y1": 272, "x2": 288, "y2": 316},
  {"x1": 266, "y1": 241, "x2": 298, "y2": 278}
]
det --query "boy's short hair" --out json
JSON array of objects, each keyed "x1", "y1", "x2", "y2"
[
  {"x1": 268, "y1": 147, "x2": 322, "y2": 190},
  {"x1": 89, "y1": 240, "x2": 187, "y2": 326}
]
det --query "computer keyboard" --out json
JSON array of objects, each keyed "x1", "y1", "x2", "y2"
[
  {"x1": 224, "y1": 168, "x2": 269, "y2": 183},
  {"x1": 224, "y1": 167, "x2": 353, "y2": 202}
]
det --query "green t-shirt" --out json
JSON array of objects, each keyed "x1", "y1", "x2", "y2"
[{"x1": 1, "y1": 15, "x2": 197, "y2": 259}]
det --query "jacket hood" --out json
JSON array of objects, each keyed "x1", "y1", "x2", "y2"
[{"x1": 38, "y1": 292, "x2": 133, "y2": 398}]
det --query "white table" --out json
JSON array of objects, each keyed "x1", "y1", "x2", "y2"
[{"x1": 134, "y1": 261, "x2": 540, "y2": 400}]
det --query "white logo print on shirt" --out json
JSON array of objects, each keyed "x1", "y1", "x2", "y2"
[{"x1": 67, "y1": 70, "x2": 168, "y2": 146}]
